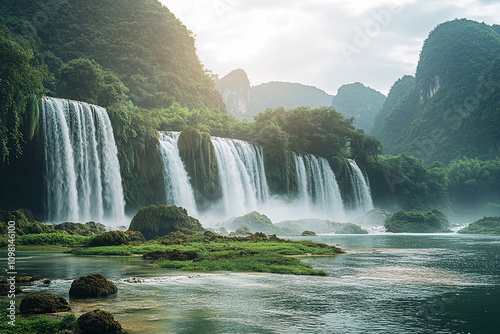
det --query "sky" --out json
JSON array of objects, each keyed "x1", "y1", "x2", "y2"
[{"x1": 158, "y1": 0, "x2": 499, "y2": 96}]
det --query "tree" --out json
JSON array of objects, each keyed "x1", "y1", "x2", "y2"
[{"x1": 58, "y1": 58, "x2": 128, "y2": 108}]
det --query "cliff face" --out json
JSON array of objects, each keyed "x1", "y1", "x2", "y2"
[{"x1": 215, "y1": 69, "x2": 251, "y2": 117}]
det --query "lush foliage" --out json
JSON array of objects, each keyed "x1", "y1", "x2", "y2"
[
  {"x1": 384, "y1": 209, "x2": 451, "y2": 233},
  {"x1": 0, "y1": 29, "x2": 49, "y2": 163},
  {"x1": 58, "y1": 58, "x2": 128, "y2": 108},
  {"x1": 177, "y1": 127, "x2": 220, "y2": 206},
  {"x1": 458, "y1": 216, "x2": 500, "y2": 235},
  {"x1": 0, "y1": 300, "x2": 76, "y2": 334},
  {"x1": 0, "y1": 0, "x2": 224, "y2": 112},
  {"x1": 89, "y1": 230, "x2": 128, "y2": 247},
  {"x1": 74, "y1": 231, "x2": 342, "y2": 275},
  {"x1": 0, "y1": 210, "x2": 54, "y2": 235},
  {"x1": 128, "y1": 205, "x2": 204, "y2": 240},
  {"x1": 372, "y1": 19, "x2": 500, "y2": 163}
]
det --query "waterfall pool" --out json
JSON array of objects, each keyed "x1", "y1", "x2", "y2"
[{"x1": 2, "y1": 233, "x2": 499, "y2": 333}]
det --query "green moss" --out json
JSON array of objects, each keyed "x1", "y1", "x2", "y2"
[
  {"x1": 128, "y1": 204, "x2": 204, "y2": 240},
  {"x1": 384, "y1": 209, "x2": 451, "y2": 233},
  {"x1": 458, "y1": 216, "x2": 500, "y2": 234},
  {"x1": 263, "y1": 148, "x2": 297, "y2": 196},
  {"x1": 69, "y1": 231, "x2": 342, "y2": 275},
  {"x1": 177, "y1": 127, "x2": 220, "y2": 208},
  {"x1": 0, "y1": 209, "x2": 54, "y2": 236},
  {"x1": 90, "y1": 231, "x2": 128, "y2": 247}
]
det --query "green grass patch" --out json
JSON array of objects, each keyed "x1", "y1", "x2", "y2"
[
  {"x1": 68, "y1": 232, "x2": 342, "y2": 275},
  {"x1": 0, "y1": 300, "x2": 76, "y2": 334}
]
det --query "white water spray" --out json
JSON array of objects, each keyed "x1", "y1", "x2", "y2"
[
  {"x1": 41, "y1": 97, "x2": 125, "y2": 224},
  {"x1": 158, "y1": 132, "x2": 198, "y2": 215}
]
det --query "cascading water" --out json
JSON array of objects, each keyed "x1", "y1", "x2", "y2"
[
  {"x1": 211, "y1": 137, "x2": 270, "y2": 218},
  {"x1": 348, "y1": 159, "x2": 374, "y2": 214},
  {"x1": 158, "y1": 132, "x2": 198, "y2": 215},
  {"x1": 293, "y1": 153, "x2": 345, "y2": 218},
  {"x1": 41, "y1": 97, "x2": 125, "y2": 223}
]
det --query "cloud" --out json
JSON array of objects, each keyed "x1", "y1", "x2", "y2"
[{"x1": 160, "y1": 0, "x2": 499, "y2": 95}]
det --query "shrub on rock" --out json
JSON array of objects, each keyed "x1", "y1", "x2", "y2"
[
  {"x1": 77, "y1": 309, "x2": 122, "y2": 334},
  {"x1": 54, "y1": 221, "x2": 107, "y2": 236},
  {"x1": 20, "y1": 294, "x2": 71, "y2": 314},
  {"x1": 69, "y1": 274, "x2": 117, "y2": 298},
  {"x1": 90, "y1": 231, "x2": 128, "y2": 246},
  {"x1": 128, "y1": 205, "x2": 204, "y2": 240}
]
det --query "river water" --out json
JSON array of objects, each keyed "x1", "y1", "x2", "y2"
[{"x1": 3, "y1": 233, "x2": 499, "y2": 333}]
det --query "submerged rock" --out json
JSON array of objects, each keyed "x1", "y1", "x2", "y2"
[
  {"x1": 77, "y1": 309, "x2": 122, "y2": 334},
  {"x1": 69, "y1": 274, "x2": 118, "y2": 298},
  {"x1": 0, "y1": 284, "x2": 23, "y2": 296},
  {"x1": 20, "y1": 294, "x2": 71, "y2": 314}
]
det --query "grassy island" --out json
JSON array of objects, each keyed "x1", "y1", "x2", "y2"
[{"x1": 70, "y1": 231, "x2": 343, "y2": 276}]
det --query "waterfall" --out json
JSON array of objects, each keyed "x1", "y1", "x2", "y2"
[
  {"x1": 211, "y1": 137, "x2": 270, "y2": 217},
  {"x1": 41, "y1": 97, "x2": 125, "y2": 223},
  {"x1": 158, "y1": 132, "x2": 198, "y2": 215},
  {"x1": 348, "y1": 159, "x2": 374, "y2": 214},
  {"x1": 293, "y1": 153, "x2": 345, "y2": 218}
]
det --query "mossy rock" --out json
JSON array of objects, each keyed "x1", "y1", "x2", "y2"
[
  {"x1": 0, "y1": 284, "x2": 23, "y2": 296},
  {"x1": 19, "y1": 294, "x2": 71, "y2": 314},
  {"x1": 177, "y1": 127, "x2": 220, "y2": 207},
  {"x1": 384, "y1": 209, "x2": 451, "y2": 233},
  {"x1": 90, "y1": 231, "x2": 128, "y2": 247},
  {"x1": 128, "y1": 205, "x2": 204, "y2": 240},
  {"x1": 77, "y1": 309, "x2": 122, "y2": 334},
  {"x1": 54, "y1": 221, "x2": 107, "y2": 236},
  {"x1": 336, "y1": 223, "x2": 368, "y2": 234},
  {"x1": 124, "y1": 230, "x2": 146, "y2": 243},
  {"x1": 224, "y1": 211, "x2": 283, "y2": 235},
  {"x1": 69, "y1": 274, "x2": 117, "y2": 298},
  {"x1": 458, "y1": 216, "x2": 500, "y2": 235},
  {"x1": 301, "y1": 230, "x2": 317, "y2": 236},
  {"x1": 0, "y1": 209, "x2": 54, "y2": 235}
]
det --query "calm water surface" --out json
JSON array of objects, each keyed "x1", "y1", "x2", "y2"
[{"x1": 2, "y1": 233, "x2": 499, "y2": 333}]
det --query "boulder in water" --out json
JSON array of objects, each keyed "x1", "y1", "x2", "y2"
[
  {"x1": 223, "y1": 211, "x2": 283, "y2": 235},
  {"x1": 128, "y1": 205, "x2": 204, "y2": 240},
  {"x1": 20, "y1": 294, "x2": 71, "y2": 314},
  {"x1": 77, "y1": 309, "x2": 122, "y2": 334},
  {"x1": 301, "y1": 230, "x2": 317, "y2": 236},
  {"x1": 336, "y1": 223, "x2": 368, "y2": 234},
  {"x1": 69, "y1": 274, "x2": 117, "y2": 298}
]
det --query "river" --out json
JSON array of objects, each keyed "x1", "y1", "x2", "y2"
[{"x1": 3, "y1": 233, "x2": 500, "y2": 333}]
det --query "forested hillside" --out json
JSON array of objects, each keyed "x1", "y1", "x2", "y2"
[
  {"x1": 0, "y1": 0, "x2": 224, "y2": 111},
  {"x1": 331, "y1": 82, "x2": 386, "y2": 132},
  {"x1": 372, "y1": 19, "x2": 500, "y2": 163}
]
